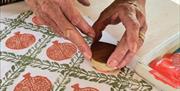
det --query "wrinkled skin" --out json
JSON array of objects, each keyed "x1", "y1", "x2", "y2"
[
  {"x1": 25, "y1": 0, "x2": 95, "y2": 60},
  {"x1": 93, "y1": 0, "x2": 147, "y2": 69},
  {"x1": 26, "y1": 0, "x2": 147, "y2": 69}
]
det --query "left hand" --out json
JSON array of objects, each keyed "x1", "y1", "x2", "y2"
[
  {"x1": 93, "y1": 0, "x2": 147, "y2": 69},
  {"x1": 25, "y1": 0, "x2": 95, "y2": 60}
]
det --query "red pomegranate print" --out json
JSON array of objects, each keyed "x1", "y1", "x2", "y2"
[
  {"x1": 6, "y1": 32, "x2": 36, "y2": 50},
  {"x1": 14, "y1": 73, "x2": 52, "y2": 91},
  {"x1": 71, "y1": 83, "x2": 99, "y2": 91},
  {"x1": 46, "y1": 40, "x2": 77, "y2": 61}
]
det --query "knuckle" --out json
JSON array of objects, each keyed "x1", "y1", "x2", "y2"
[
  {"x1": 119, "y1": 4, "x2": 133, "y2": 11},
  {"x1": 77, "y1": 44, "x2": 86, "y2": 51},
  {"x1": 63, "y1": 28, "x2": 74, "y2": 39},
  {"x1": 41, "y1": 1, "x2": 50, "y2": 12},
  {"x1": 130, "y1": 22, "x2": 140, "y2": 30},
  {"x1": 144, "y1": 23, "x2": 148, "y2": 30},
  {"x1": 54, "y1": 0, "x2": 60, "y2": 3},
  {"x1": 71, "y1": 16, "x2": 81, "y2": 26},
  {"x1": 25, "y1": 0, "x2": 38, "y2": 9},
  {"x1": 138, "y1": 11, "x2": 144, "y2": 18},
  {"x1": 111, "y1": 54, "x2": 120, "y2": 61},
  {"x1": 119, "y1": 4, "x2": 128, "y2": 10},
  {"x1": 41, "y1": 6, "x2": 48, "y2": 12},
  {"x1": 25, "y1": 0, "x2": 33, "y2": 3},
  {"x1": 137, "y1": 11, "x2": 145, "y2": 21},
  {"x1": 25, "y1": 0, "x2": 29, "y2": 3}
]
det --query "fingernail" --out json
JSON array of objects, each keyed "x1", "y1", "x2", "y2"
[
  {"x1": 117, "y1": 61, "x2": 126, "y2": 69},
  {"x1": 83, "y1": 51, "x2": 92, "y2": 60},
  {"x1": 82, "y1": 47, "x2": 92, "y2": 60},
  {"x1": 78, "y1": 45, "x2": 92, "y2": 60},
  {"x1": 108, "y1": 60, "x2": 119, "y2": 68}
]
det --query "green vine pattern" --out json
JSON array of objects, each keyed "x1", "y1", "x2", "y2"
[
  {"x1": 0, "y1": 11, "x2": 33, "y2": 40},
  {"x1": 0, "y1": 61, "x2": 26, "y2": 91},
  {"x1": 0, "y1": 52, "x2": 22, "y2": 63},
  {"x1": 0, "y1": 34, "x2": 53, "y2": 90},
  {"x1": 24, "y1": 35, "x2": 54, "y2": 57},
  {"x1": 0, "y1": 51, "x2": 152, "y2": 91},
  {"x1": 19, "y1": 22, "x2": 56, "y2": 36},
  {"x1": 0, "y1": 10, "x2": 153, "y2": 91}
]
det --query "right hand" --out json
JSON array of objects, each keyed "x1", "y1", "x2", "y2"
[
  {"x1": 25, "y1": 0, "x2": 95, "y2": 59},
  {"x1": 93, "y1": 0, "x2": 147, "y2": 69}
]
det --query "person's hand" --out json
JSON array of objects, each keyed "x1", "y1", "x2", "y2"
[
  {"x1": 25, "y1": 0, "x2": 95, "y2": 59},
  {"x1": 93, "y1": 0, "x2": 147, "y2": 69}
]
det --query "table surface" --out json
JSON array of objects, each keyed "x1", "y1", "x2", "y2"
[{"x1": 1, "y1": 0, "x2": 180, "y2": 62}]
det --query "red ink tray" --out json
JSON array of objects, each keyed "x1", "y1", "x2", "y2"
[
  {"x1": 131, "y1": 33, "x2": 180, "y2": 91},
  {"x1": 149, "y1": 53, "x2": 180, "y2": 88}
]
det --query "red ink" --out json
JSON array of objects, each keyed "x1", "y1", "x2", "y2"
[
  {"x1": 14, "y1": 73, "x2": 52, "y2": 91},
  {"x1": 71, "y1": 83, "x2": 99, "y2": 91},
  {"x1": 149, "y1": 53, "x2": 180, "y2": 88},
  {"x1": 6, "y1": 32, "x2": 36, "y2": 50},
  {"x1": 46, "y1": 40, "x2": 77, "y2": 61}
]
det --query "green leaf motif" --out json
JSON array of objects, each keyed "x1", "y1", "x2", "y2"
[
  {"x1": 2, "y1": 87, "x2": 7, "y2": 91},
  {"x1": 0, "y1": 60, "x2": 26, "y2": 90},
  {"x1": 0, "y1": 79, "x2": 2, "y2": 85},
  {"x1": 110, "y1": 87, "x2": 115, "y2": 91}
]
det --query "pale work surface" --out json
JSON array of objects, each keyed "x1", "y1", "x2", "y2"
[{"x1": 0, "y1": 0, "x2": 179, "y2": 91}]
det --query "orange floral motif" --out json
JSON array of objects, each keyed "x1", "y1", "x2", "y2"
[
  {"x1": 71, "y1": 83, "x2": 99, "y2": 91},
  {"x1": 46, "y1": 40, "x2": 77, "y2": 61},
  {"x1": 6, "y1": 32, "x2": 36, "y2": 50},
  {"x1": 14, "y1": 73, "x2": 52, "y2": 91}
]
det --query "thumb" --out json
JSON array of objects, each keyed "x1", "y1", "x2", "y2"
[{"x1": 77, "y1": 0, "x2": 90, "y2": 6}]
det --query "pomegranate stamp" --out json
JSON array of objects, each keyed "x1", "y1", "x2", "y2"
[
  {"x1": 6, "y1": 32, "x2": 36, "y2": 50},
  {"x1": 14, "y1": 73, "x2": 52, "y2": 91},
  {"x1": 46, "y1": 40, "x2": 77, "y2": 61},
  {"x1": 71, "y1": 83, "x2": 99, "y2": 91}
]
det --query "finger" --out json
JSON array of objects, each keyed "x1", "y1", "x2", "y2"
[
  {"x1": 107, "y1": 33, "x2": 129, "y2": 68},
  {"x1": 92, "y1": 2, "x2": 120, "y2": 41},
  {"x1": 65, "y1": 29, "x2": 92, "y2": 60},
  {"x1": 37, "y1": 10, "x2": 64, "y2": 37},
  {"x1": 92, "y1": 12, "x2": 120, "y2": 42},
  {"x1": 25, "y1": 0, "x2": 44, "y2": 25},
  {"x1": 32, "y1": 16, "x2": 45, "y2": 25},
  {"x1": 117, "y1": 23, "x2": 147, "y2": 69},
  {"x1": 39, "y1": 1, "x2": 92, "y2": 59},
  {"x1": 77, "y1": 0, "x2": 90, "y2": 6},
  {"x1": 110, "y1": 13, "x2": 121, "y2": 25},
  {"x1": 32, "y1": 2, "x2": 63, "y2": 36},
  {"x1": 119, "y1": 10, "x2": 140, "y2": 53},
  {"x1": 136, "y1": 10, "x2": 145, "y2": 26},
  {"x1": 60, "y1": 0, "x2": 95, "y2": 38},
  {"x1": 38, "y1": 0, "x2": 71, "y2": 36},
  {"x1": 40, "y1": 14, "x2": 92, "y2": 60},
  {"x1": 92, "y1": 14, "x2": 112, "y2": 42},
  {"x1": 138, "y1": 22, "x2": 147, "y2": 48},
  {"x1": 25, "y1": 0, "x2": 39, "y2": 11},
  {"x1": 117, "y1": 51, "x2": 135, "y2": 69}
]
